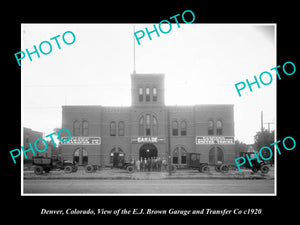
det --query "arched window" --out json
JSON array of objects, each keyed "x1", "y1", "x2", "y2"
[
  {"x1": 217, "y1": 147, "x2": 224, "y2": 163},
  {"x1": 208, "y1": 120, "x2": 214, "y2": 135},
  {"x1": 173, "y1": 148, "x2": 179, "y2": 164},
  {"x1": 153, "y1": 116, "x2": 158, "y2": 136},
  {"x1": 110, "y1": 121, "x2": 116, "y2": 136},
  {"x1": 73, "y1": 120, "x2": 80, "y2": 136},
  {"x1": 146, "y1": 114, "x2": 151, "y2": 135},
  {"x1": 118, "y1": 121, "x2": 125, "y2": 136},
  {"x1": 180, "y1": 120, "x2": 187, "y2": 136},
  {"x1": 153, "y1": 87, "x2": 157, "y2": 102},
  {"x1": 139, "y1": 116, "x2": 144, "y2": 136},
  {"x1": 172, "y1": 121, "x2": 178, "y2": 136},
  {"x1": 209, "y1": 147, "x2": 215, "y2": 165},
  {"x1": 73, "y1": 148, "x2": 88, "y2": 165},
  {"x1": 139, "y1": 87, "x2": 143, "y2": 102},
  {"x1": 173, "y1": 147, "x2": 187, "y2": 164},
  {"x1": 216, "y1": 120, "x2": 223, "y2": 135},
  {"x1": 110, "y1": 147, "x2": 125, "y2": 166},
  {"x1": 180, "y1": 147, "x2": 187, "y2": 164},
  {"x1": 82, "y1": 120, "x2": 88, "y2": 136},
  {"x1": 146, "y1": 87, "x2": 150, "y2": 102}
]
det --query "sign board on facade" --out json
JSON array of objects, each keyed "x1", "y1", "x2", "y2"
[
  {"x1": 131, "y1": 137, "x2": 165, "y2": 143},
  {"x1": 196, "y1": 136, "x2": 235, "y2": 145},
  {"x1": 60, "y1": 137, "x2": 101, "y2": 145}
]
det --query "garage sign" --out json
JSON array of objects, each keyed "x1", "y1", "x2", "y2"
[
  {"x1": 196, "y1": 136, "x2": 234, "y2": 145},
  {"x1": 60, "y1": 137, "x2": 101, "y2": 145}
]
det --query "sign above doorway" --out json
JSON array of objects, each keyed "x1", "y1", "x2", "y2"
[
  {"x1": 131, "y1": 136, "x2": 165, "y2": 143},
  {"x1": 60, "y1": 136, "x2": 101, "y2": 145}
]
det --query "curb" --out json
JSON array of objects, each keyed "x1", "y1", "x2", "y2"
[{"x1": 24, "y1": 175, "x2": 273, "y2": 180}]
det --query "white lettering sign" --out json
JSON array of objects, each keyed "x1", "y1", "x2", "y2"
[{"x1": 196, "y1": 136, "x2": 234, "y2": 145}]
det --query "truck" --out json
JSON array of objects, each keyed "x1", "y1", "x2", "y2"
[
  {"x1": 186, "y1": 153, "x2": 230, "y2": 173},
  {"x1": 84, "y1": 159, "x2": 135, "y2": 173},
  {"x1": 32, "y1": 156, "x2": 78, "y2": 175},
  {"x1": 239, "y1": 152, "x2": 270, "y2": 174},
  {"x1": 186, "y1": 153, "x2": 210, "y2": 173}
]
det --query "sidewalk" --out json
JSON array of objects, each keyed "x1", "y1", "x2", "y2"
[{"x1": 23, "y1": 166, "x2": 274, "y2": 180}]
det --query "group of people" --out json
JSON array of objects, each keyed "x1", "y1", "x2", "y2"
[{"x1": 131, "y1": 157, "x2": 168, "y2": 172}]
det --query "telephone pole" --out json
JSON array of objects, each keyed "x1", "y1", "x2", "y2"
[
  {"x1": 264, "y1": 122, "x2": 274, "y2": 132},
  {"x1": 261, "y1": 111, "x2": 264, "y2": 132}
]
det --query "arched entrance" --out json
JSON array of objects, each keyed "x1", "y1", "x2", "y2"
[
  {"x1": 73, "y1": 147, "x2": 88, "y2": 166},
  {"x1": 139, "y1": 143, "x2": 158, "y2": 160},
  {"x1": 209, "y1": 146, "x2": 224, "y2": 165},
  {"x1": 110, "y1": 147, "x2": 125, "y2": 167}
]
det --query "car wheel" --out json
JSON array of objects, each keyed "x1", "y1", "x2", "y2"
[
  {"x1": 64, "y1": 165, "x2": 73, "y2": 173},
  {"x1": 201, "y1": 165, "x2": 210, "y2": 173},
  {"x1": 34, "y1": 166, "x2": 43, "y2": 175},
  {"x1": 220, "y1": 164, "x2": 229, "y2": 173},
  {"x1": 260, "y1": 165, "x2": 269, "y2": 174},
  {"x1": 72, "y1": 165, "x2": 78, "y2": 172},
  {"x1": 126, "y1": 166, "x2": 134, "y2": 173},
  {"x1": 85, "y1": 164, "x2": 94, "y2": 173}
]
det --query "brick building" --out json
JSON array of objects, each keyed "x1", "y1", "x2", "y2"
[
  {"x1": 61, "y1": 73, "x2": 236, "y2": 167},
  {"x1": 23, "y1": 127, "x2": 51, "y2": 160}
]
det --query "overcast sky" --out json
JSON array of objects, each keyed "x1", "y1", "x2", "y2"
[{"x1": 22, "y1": 23, "x2": 276, "y2": 144}]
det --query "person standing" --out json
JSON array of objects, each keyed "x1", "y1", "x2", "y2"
[
  {"x1": 157, "y1": 157, "x2": 162, "y2": 172},
  {"x1": 136, "y1": 159, "x2": 140, "y2": 172},
  {"x1": 162, "y1": 157, "x2": 167, "y2": 171}
]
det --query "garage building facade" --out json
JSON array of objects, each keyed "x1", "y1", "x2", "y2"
[{"x1": 61, "y1": 73, "x2": 236, "y2": 167}]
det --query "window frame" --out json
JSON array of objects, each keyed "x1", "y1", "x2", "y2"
[
  {"x1": 152, "y1": 87, "x2": 157, "y2": 102},
  {"x1": 180, "y1": 120, "x2": 187, "y2": 136},
  {"x1": 216, "y1": 120, "x2": 223, "y2": 135},
  {"x1": 110, "y1": 121, "x2": 117, "y2": 136},
  {"x1": 172, "y1": 120, "x2": 179, "y2": 136},
  {"x1": 118, "y1": 121, "x2": 125, "y2": 136}
]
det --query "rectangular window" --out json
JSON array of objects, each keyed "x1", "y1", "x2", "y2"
[
  {"x1": 110, "y1": 122, "x2": 116, "y2": 136},
  {"x1": 146, "y1": 87, "x2": 150, "y2": 102},
  {"x1": 139, "y1": 87, "x2": 143, "y2": 102},
  {"x1": 173, "y1": 156, "x2": 178, "y2": 164},
  {"x1": 153, "y1": 87, "x2": 157, "y2": 102},
  {"x1": 139, "y1": 116, "x2": 144, "y2": 136},
  {"x1": 118, "y1": 121, "x2": 125, "y2": 136},
  {"x1": 172, "y1": 121, "x2": 178, "y2": 136},
  {"x1": 146, "y1": 114, "x2": 151, "y2": 136}
]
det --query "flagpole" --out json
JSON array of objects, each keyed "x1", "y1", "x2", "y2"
[{"x1": 133, "y1": 25, "x2": 136, "y2": 74}]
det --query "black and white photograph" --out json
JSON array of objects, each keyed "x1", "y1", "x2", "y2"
[
  {"x1": 4, "y1": 5, "x2": 298, "y2": 222},
  {"x1": 21, "y1": 23, "x2": 276, "y2": 195}
]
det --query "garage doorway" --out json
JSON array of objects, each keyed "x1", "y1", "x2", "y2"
[{"x1": 139, "y1": 143, "x2": 158, "y2": 160}]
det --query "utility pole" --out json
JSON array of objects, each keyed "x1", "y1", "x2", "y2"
[
  {"x1": 261, "y1": 111, "x2": 264, "y2": 132},
  {"x1": 264, "y1": 122, "x2": 274, "y2": 132},
  {"x1": 133, "y1": 25, "x2": 136, "y2": 74},
  {"x1": 167, "y1": 108, "x2": 172, "y2": 176}
]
